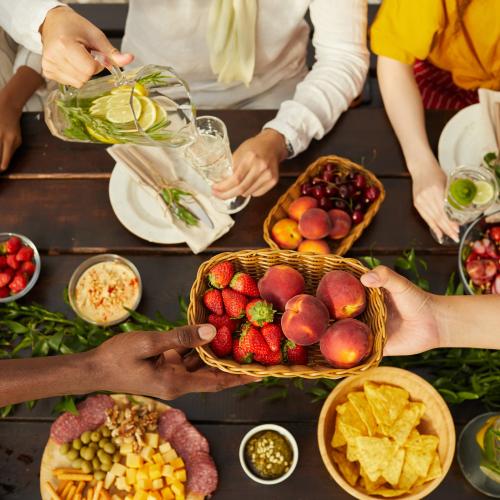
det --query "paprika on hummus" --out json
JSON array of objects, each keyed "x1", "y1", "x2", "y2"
[{"x1": 74, "y1": 261, "x2": 140, "y2": 324}]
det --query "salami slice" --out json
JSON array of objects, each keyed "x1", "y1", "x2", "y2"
[
  {"x1": 50, "y1": 413, "x2": 87, "y2": 445},
  {"x1": 171, "y1": 422, "x2": 209, "y2": 462},
  {"x1": 186, "y1": 451, "x2": 218, "y2": 496},
  {"x1": 158, "y1": 408, "x2": 187, "y2": 442}
]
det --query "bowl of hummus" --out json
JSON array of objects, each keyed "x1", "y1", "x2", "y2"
[{"x1": 68, "y1": 254, "x2": 142, "y2": 326}]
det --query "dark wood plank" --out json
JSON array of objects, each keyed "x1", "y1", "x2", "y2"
[
  {"x1": 0, "y1": 177, "x2": 449, "y2": 253},
  {"x1": 10, "y1": 110, "x2": 454, "y2": 178},
  {"x1": 0, "y1": 421, "x2": 481, "y2": 500}
]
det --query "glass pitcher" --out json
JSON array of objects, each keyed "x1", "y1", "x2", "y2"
[{"x1": 44, "y1": 64, "x2": 196, "y2": 147}]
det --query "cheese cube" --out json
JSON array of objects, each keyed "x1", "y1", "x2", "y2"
[
  {"x1": 104, "y1": 471, "x2": 116, "y2": 490},
  {"x1": 125, "y1": 496, "x2": 133, "y2": 500},
  {"x1": 110, "y1": 463, "x2": 127, "y2": 477},
  {"x1": 120, "y1": 443, "x2": 134, "y2": 455},
  {"x1": 116, "y1": 476, "x2": 131, "y2": 492},
  {"x1": 162, "y1": 465, "x2": 174, "y2": 478},
  {"x1": 152, "y1": 478, "x2": 164, "y2": 490},
  {"x1": 145, "y1": 433, "x2": 160, "y2": 449},
  {"x1": 149, "y1": 464, "x2": 163, "y2": 480},
  {"x1": 137, "y1": 478, "x2": 152, "y2": 491},
  {"x1": 171, "y1": 482, "x2": 184, "y2": 496},
  {"x1": 159, "y1": 442, "x2": 172, "y2": 454},
  {"x1": 146, "y1": 493, "x2": 161, "y2": 500},
  {"x1": 126, "y1": 468, "x2": 137, "y2": 485},
  {"x1": 162, "y1": 449, "x2": 177, "y2": 464},
  {"x1": 174, "y1": 469, "x2": 186, "y2": 482},
  {"x1": 141, "y1": 446, "x2": 155, "y2": 463},
  {"x1": 152, "y1": 453, "x2": 165, "y2": 465},
  {"x1": 170, "y1": 458, "x2": 184, "y2": 470},
  {"x1": 174, "y1": 494, "x2": 185, "y2": 500},
  {"x1": 124, "y1": 436, "x2": 134, "y2": 444},
  {"x1": 111, "y1": 495, "x2": 122, "y2": 500},
  {"x1": 126, "y1": 453, "x2": 143, "y2": 469},
  {"x1": 161, "y1": 487, "x2": 174, "y2": 500},
  {"x1": 165, "y1": 475, "x2": 175, "y2": 486},
  {"x1": 136, "y1": 468, "x2": 149, "y2": 482},
  {"x1": 133, "y1": 492, "x2": 148, "y2": 500}
]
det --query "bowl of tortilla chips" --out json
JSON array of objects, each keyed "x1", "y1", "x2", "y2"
[{"x1": 317, "y1": 367, "x2": 455, "y2": 499}]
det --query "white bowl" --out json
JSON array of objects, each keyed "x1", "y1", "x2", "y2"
[{"x1": 239, "y1": 424, "x2": 299, "y2": 485}]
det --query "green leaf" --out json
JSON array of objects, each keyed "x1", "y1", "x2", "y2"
[
  {"x1": 457, "y1": 391, "x2": 480, "y2": 401},
  {"x1": 394, "y1": 257, "x2": 411, "y2": 270},
  {"x1": 361, "y1": 256, "x2": 382, "y2": 270},
  {"x1": 0, "y1": 405, "x2": 14, "y2": 418},
  {"x1": 438, "y1": 389, "x2": 460, "y2": 404},
  {"x1": 53, "y1": 396, "x2": 79, "y2": 415},
  {"x1": 0, "y1": 320, "x2": 29, "y2": 334},
  {"x1": 417, "y1": 278, "x2": 430, "y2": 291},
  {"x1": 25, "y1": 400, "x2": 38, "y2": 410},
  {"x1": 48, "y1": 330, "x2": 65, "y2": 351}
]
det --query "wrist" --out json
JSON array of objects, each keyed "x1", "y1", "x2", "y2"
[
  {"x1": 430, "y1": 295, "x2": 449, "y2": 349},
  {"x1": 261, "y1": 128, "x2": 288, "y2": 162},
  {"x1": 40, "y1": 5, "x2": 72, "y2": 38}
]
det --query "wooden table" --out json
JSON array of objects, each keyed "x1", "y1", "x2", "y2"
[{"x1": 0, "y1": 108, "x2": 484, "y2": 499}]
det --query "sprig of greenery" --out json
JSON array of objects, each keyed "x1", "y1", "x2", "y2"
[
  {"x1": 161, "y1": 188, "x2": 200, "y2": 227},
  {"x1": 394, "y1": 248, "x2": 430, "y2": 290},
  {"x1": 484, "y1": 152, "x2": 500, "y2": 189}
]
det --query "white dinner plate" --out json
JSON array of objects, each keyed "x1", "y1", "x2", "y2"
[
  {"x1": 109, "y1": 149, "x2": 211, "y2": 244},
  {"x1": 438, "y1": 104, "x2": 490, "y2": 175}
]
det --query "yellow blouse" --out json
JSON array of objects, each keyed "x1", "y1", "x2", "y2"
[{"x1": 370, "y1": 0, "x2": 500, "y2": 90}]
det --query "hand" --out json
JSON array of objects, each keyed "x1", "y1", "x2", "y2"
[
  {"x1": 40, "y1": 6, "x2": 134, "y2": 87},
  {"x1": 0, "y1": 91, "x2": 22, "y2": 171},
  {"x1": 411, "y1": 160, "x2": 459, "y2": 243},
  {"x1": 360, "y1": 266, "x2": 440, "y2": 355},
  {"x1": 91, "y1": 324, "x2": 255, "y2": 399},
  {"x1": 212, "y1": 129, "x2": 286, "y2": 199}
]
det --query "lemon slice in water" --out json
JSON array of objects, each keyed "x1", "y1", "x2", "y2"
[
  {"x1": 105, "y1": 94, "x2": 142, "y2": 124},
  {"x1": 89, "y1": 95, "x2": 113, "y2": 117},
  {"x1": 85, "y1": 125, "x2": 119, "y2": 144},
  {"x1": 473, "y1": 180, "x2": 495, "y2": 206},
  {"x1": 137, "y1": 97, "x2": 157, "y2": 130},
  {"x1": 110, "y1": 83, "x2": 148, "y2": 97}
]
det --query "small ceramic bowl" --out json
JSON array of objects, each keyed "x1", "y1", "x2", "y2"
[
  {"x1": 239, "y1": 424, "x2": 299, "y2": 485},
  {"x1": 68, "y1": 254, "x2": 142, "y2": 326},
  {"x1": 0, "y1": 232, "x2": 41, "y2": 303}
]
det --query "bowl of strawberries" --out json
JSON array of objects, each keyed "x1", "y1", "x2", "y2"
[
  {"x1": 459, "y1": 211, "x2": 500, "y2": 294},
  {"x1": 0, "y1": 233, "x2": 41, "y2": 302},
  {"x1": 188, "y1": 249, "x2": 386, "y2": 379}
]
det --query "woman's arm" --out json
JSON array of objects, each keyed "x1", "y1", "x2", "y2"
[{"x1": 377, "y1": 56, "x2": 459, "y2": 242}]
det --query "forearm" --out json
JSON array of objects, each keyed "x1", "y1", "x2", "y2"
[
  {"x1": 433, "y1": 294, "x2": 500, "y2": 349},
  {"x1": 1, "y1": 66, "x2": 44, "y2": 112},
  {"x1": 377, "y1": 56, "x2": 436, "y2": 174},
  {"x1": 0, "y1": 351, "x2": 100, "y2": 407}
]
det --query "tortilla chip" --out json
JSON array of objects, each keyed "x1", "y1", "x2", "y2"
[
  {"x1": 405, "y1": 434, "x2": 439, "y2": 454},
  {"x1": 355, "y1": 436, "x2": 397, "y2": 483},
  {"x1": 331, "y1": 449, "x2": 360, "y2": 487},
  {"x1": 371, "y1": 487, "x2": 410, "y2": 497},
  {"x1": 348, "y1": 391, "x2": 378, "y2": 436},
  {"x1": 364, "y1": 382, "x2": 409, "y2": 431},
  {"x1": 426, "y1": 452, "x2": 442, "y2": 481},
  {"x1": 408, "y1": 428, "x2": 420, "y2": 440},
  {"x1": 360, "y1": 467, "x2": 386, "y2": 493},
  {"x1": 388, "y1": 402, "x2": 425, "y2": 445},
  {"x1": 336, "y1": 401, "x2": 369, "y2": 450},
  {"x1": 346, "y1": 435, "x2": 359, "y2": 462},
  {"x1": 382, "y1": 448, "x2": 405, "y2": 486},
  {"x1": 331, "y1": 418, "x2": 346, "y2": 448},
  {"x1": 397, "y1": 452, "x2": 420, "y2": 491}
]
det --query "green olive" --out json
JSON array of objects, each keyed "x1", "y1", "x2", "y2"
[
  {"x1": 72, "y1": 458, "x2": 84, "y2": 469},
  {"x1": 59, "y1": 443, "x2": 70, "y2": 455},
  {"x1": 81, "y1": 461, "x2": 92, "y2": 474},
  {"x1": 92, "y1": 457, "x2": 101, "y2": 470},
  {"x1": 94, "y1": 470, "x2": 106, "y2": 481},
  {"x1": 98, "y1": 438, "x2": 109, "y2": 449},
  {"x1": 101, "y1": 427, "x2": 111, "y2": 438},
  {"x1": 89, "y1": 442, "x2": 98, "y2": 450},
  {"x1": 80, "y1": 431, "x2": 91, "y2": 444},
  {"x1": 97, "y1": 450, "x2": 112, "y2": 465},
  {"x1": 103, "y1": 443, "x2": 116, "y2": 455},
  {"x1": 72, "y1": 438, "x2": 82, "y2": 450},
  {"x1": 67, "y1": 449, "x2": 79, "y2": 461},
  {"x1": 100, "y1": 461, "x2": 111, "y2": 472},
  {"x1": 90, "y1": 431, "x2": 101, "y2": 442},
  {"x1": 112, "y1": 452, "x2": 121, "y2": 463},
  {"x1": 80, "y1": 446, "x2": 96, "y2": 461}
]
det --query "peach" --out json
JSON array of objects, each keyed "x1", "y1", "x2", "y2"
[
  {"x1": 316, "y1": 270, "x2": 366, "y2": 319},
  {"x1": 271, "y1": 218, "x2": 303, "y2": 250},
  {"x1": 281, "y1": 294, "x2": 329, "y2": 346},
  {"x1": 328, "y1": 209, "x2": 352, "y2": 240},
  {"x1": 288, "y1": 196, "x2": 318, "y2": 222},
  {"x1": 298, "y1": 239, "x2": 330, "y2": 255},
  {"x1": 258, "y1": 265, "x2": 305, "y2": 311},
  {"x1": 298, "y1": 208, "x2": 332, "y2": 240},
  {"x1": 320, "y1": 319, "x2": 373, "y2": 368}
]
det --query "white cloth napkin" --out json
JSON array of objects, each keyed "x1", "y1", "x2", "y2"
[
  {"x1": 478, "y1": 88, "x2": 500, "y2": 152},
  {"x1": 107, "y1": 144, "x2": 234, "y2": 254}
]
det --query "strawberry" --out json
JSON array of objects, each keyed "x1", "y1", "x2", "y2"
[
  {"x1": 210, "y1": 325, "x2": 233, "y2": 358},
  {"x1": 208, "y1": 313, "x2": 240, "y2": 334},
  {"x1": 261, "y1": 323, "x2": 284, "y2": 353},
  {"x1": 490, "y1": 226, "x2": 500, "y2": 243},
  {"x1": 222, "y1": 288, "x2": 248, "y2": 318},
  {"x1": 6, "y1": 255, "x2": 20, "y2": 270},
  {"x1": 245, "y1": 298, "x2": 275, "y2": 327},
  {"x1": 258, "y1": 348, "x2": 282, "y2": 366},
  {"x1": 0, "y1": 268, "x2": 13, "y2": 288},
  {"x1": 283, "y1": 341, "x2": 308, "y2": 365},
  {"x1": 0, "y1": 287, "x2": 9, "y2": 299},
  {"x1": 230, "y1": 272, "x2": 259, "y2": 297},
  {"x1": 203, "y1": 289, "x2": 224, "y2": 315},
  {"x1": 2, "y1": 236, "x2": 21, "y2": 255},
  {"x1": 16, "y1": 246, "x2": 34, "y2": 262},
  {"x1": 21, "y1": 261, "x2": 36, "y2": 276},
  {"x1": 232, "y1": 336, "x2": 252, "y2": 364},
  {"x1": 0, "y1": 256, "x2": 6, "y2": 269},
  {"x1": 208, "y1": 261, "x2": 234, "y2": 289},
  {"x1": 9, "y1": 272, "x2": 27, "y2": 294},
  {"x1": 240, "y1": 324, "x2": 272, "y2": 364}
]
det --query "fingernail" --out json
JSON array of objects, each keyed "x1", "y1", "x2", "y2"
[
  {"x1": 361, "y1": 271, "x2": 380, "y2": 286},
  {"x1": 198, "y1": 324, "x2": 216, "y2": 340}
]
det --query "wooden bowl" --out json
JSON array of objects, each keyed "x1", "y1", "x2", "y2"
[
  {"x1": 317, "y1": 367, "x2": 455, "y2": 499},
  {"x1": 188, "y1": 249, "x2": 386, "y2": 379},
  {"x1": 263, "y1": 155, "x2": 385, "y2": 255}
]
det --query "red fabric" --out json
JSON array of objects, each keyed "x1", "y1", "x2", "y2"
[{"x1": 413, "y1": 60, "x2": 479, "y2": 110}]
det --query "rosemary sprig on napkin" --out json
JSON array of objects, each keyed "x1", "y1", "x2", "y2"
[{"x1": 161, "y1": 187, "x2": 200, "y2": 227}]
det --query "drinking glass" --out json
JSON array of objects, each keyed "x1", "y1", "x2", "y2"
[
  {"x1": 184, "y1": 116, "x2": 250, "y2": 214},
  {"x1": 434, "y1": 164, "x2": 498, "y2": 244}
]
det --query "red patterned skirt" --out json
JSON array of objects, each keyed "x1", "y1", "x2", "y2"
[{"x1": 413, "y1": 59, "x2": 479, "y2": 110}]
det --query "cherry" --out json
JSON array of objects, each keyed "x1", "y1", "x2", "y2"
[
  {"x1": 354, "y1": 174, "x2": 366, "y2": 189},
  {"x1": 318, "y1": 197, "x2": 333, "y2": 211},
  {"x1": 312, "y1": 177, "x2": 325, "y2": 186},
  {"x1": 353, "y1": 201, "x2": 366, "y2": 212},
  {"x1": 352, "y1": 210, "x2": 364, "y2": 224},
  {"x1": 333, "y1": 199, "x2": 348, "y2": 210},
  {"x1": 338, "y1": 185, "x2": 349, "y2": 199},
  {"x1": 324, "y1": 162, "x2": 336, "y2": 173},
  {"x1": 347, "y1": 172, "x2": 356, "y2": 182},
  {"x1": 364, "y1": 186, "x2": 380, "y2": 202},
  {"x1": 332, "y1": 175, "x2": 342, "y2": 185},
  {"x1": 322, "y1": 170, "x2": 336, "y2": 183},
  {"x1": 312, "y1": 185, "x2": 327, "y2": 199},
  {"x1": 346, "y1": 183, "x2": 356, "y2": 198},
  {"x1": 325, "y1": 185, "x2": 339, "y2": 197},
  {"x1": 300, "y1": 182, "x2": 314, "y2": 196}
]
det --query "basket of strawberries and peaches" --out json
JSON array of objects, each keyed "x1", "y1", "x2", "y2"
[
  {"x1": 263, "y1": 156, "x2": 385, "y2": 256},
  {"x1": 188, "y1": 249, "x2": 387, "y2": 379}
]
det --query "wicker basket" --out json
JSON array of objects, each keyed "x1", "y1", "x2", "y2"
[
  {"x1": 188, "y1": 249, "x2": 387, "y2": 379},
  {"x1": 263, "y1": 156, "x2": 385, "y2": 255}
]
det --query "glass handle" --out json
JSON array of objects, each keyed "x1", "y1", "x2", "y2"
[{"x1": 90, "y1": 50, "x2": 124, "y2": 84}]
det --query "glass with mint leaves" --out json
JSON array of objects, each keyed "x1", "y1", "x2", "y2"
[{"x1": 44, "y1": 64, "x2": 196, "y2": 147}]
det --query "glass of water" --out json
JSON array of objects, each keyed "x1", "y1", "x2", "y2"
[{"x1": 184, "y1": 116, "x2": 250, "y2": 214}]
